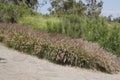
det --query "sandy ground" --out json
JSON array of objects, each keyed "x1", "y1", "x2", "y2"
[{"x1": 0, "y1": 44, "x2": 120, "y2": 80}]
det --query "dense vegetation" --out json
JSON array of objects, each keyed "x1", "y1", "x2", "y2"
[
  {"x1": 0, "y1": 0, "x2": 120, "y2": 73},
  {"x1": 18, "y1": 14, "x2": 120, "y2": 56},
  {"x1": 18, "y1": 0, "x2": 120, "y2": 56},
  {"x1": 0, "y1": 23, "x2": 119, "y2": 73},
  {"x1": 0, "y1": 3, "x2": 34, "y2": 23},
  {"x1": 0, "y1": 0, "x2": 38, "y2": 9}
]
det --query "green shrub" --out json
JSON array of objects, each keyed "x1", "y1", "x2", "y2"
[{"x1": 0, "y1": 3, "x2": 33, "y2": 23}]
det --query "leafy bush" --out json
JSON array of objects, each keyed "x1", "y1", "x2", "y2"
[
  {"x1": 0, "y1": 23, "x2": 120, "y2": 74},
  {"x1": 0, "y1": 3, "x2": 33, "y2": 23}
]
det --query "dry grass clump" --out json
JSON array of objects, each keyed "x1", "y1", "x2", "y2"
[{"x1": 0, "y1": 23, "x2": 120, "y2": 74}]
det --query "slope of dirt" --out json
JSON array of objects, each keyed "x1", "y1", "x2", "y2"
[{"x1": 0, "y1": 44, "x2": 120, "y2": 80}]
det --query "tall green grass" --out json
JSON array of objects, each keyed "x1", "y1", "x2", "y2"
[{"x1": 18, "y1": 15, "x2": 61, "y2": 30}]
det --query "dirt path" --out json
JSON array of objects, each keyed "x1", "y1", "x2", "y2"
[{"x1": 0, "y1": 44, "x2": 120, "y2": 80}]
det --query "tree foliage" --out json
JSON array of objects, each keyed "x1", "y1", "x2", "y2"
[
  {"x1": 0, "y1": 1, "x2": 34, "y2": 23},
  {"x1": 49, "y1": 0, "x2": 103, "y2": 17},
  {"x1": 85, "y1": 0, "x2": 103, "y2": 17},
  {"x1": 49, "y1": 0, "x2": 86, "y2": 16},
  {"x1": 0, "y1": 0, "x2": 38, "y2": 9}
]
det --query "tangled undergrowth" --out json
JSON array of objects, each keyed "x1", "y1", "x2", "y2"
[{"x1": 0, "y1": 23, "x2": 120, "y2": 74}]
